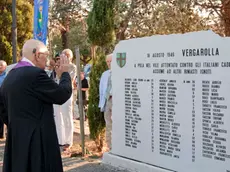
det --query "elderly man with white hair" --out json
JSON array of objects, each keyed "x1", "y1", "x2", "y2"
[
  {"x1": 54, "y1": 48, "x2": 77, "y2": 152},
  {"x1": 99, "y1": 54, "x2": 112, "y2": 152},
  {"x1": 0, "y1": 39, "x2": 72, "y2": 172}
]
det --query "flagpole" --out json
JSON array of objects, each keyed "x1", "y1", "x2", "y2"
[{"x1": 12, "y1": 0, "x2": 17, "y2": 63}]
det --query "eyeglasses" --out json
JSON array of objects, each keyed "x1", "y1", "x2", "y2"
[{"x1": 38, "y1": 52, "x2": 49, "y2": 58}]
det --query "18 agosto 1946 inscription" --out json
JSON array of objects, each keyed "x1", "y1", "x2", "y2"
[{"x1": 111, "y1": 31, "x2": 230, "y2": 172}]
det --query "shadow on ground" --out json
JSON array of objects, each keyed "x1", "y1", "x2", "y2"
[
  {"x1": 62, "y1": 157, "x2": 128, "y2": 172},
  {"x1": 0, "y1": 120, "x2": 127, "y2": 172},
  {"x1": 0, "y1": 144, "x2": 127, "y2": 172}
]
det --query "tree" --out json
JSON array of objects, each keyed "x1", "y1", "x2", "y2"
[
  {"x1": 193, "y1": 0, "x2": 229, "y2": 36},
  {"x1": 28, "y1": 0, "x2": 34, "y2": 5},
  {"x1": 51, "y1": 19, "x2": 91, "y2": 64},
  {"x1": 114, "y1": 0, "x2": 157, "y2": 41},
  {"x1": 87, "y1": 0, "x2": 116, "y2": 58},
  {"x1": 128, "y1": 2, "x2": 208, "y2": 37},
  {"x1": 87, "y1": 0, "x2": 116, "y2": 151},
  {"x1": 87, "y1": 0, "x2": 116, "y2": 47},
  {"x1": 86, "y1": 0, "x2": 209, "y2": 151},
  {"x1": 114, "y1": 0, "x2": 208, "y2": 40},
  {"x1": 50, "y1": 0, "x2": 89, "y2": 49},
  {"x1": 87, "y1": 53, "x2": 107, "y2": 151},
  {"x1": 0, "y1": 0, "x2": 33, "y2": 64},
  {"x1": 114, "y1": 0, "x2": 137, "y2": 41}
]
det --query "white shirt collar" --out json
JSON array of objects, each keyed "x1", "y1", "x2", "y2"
[{"x1": 21, "y1": 57, "x2": 35, "y2": 66}]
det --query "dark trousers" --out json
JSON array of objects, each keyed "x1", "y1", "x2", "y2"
[
  {"x1": 76, "y1": 99, "x2": 88, "y2": 116},
  {"x1": 0, "y1": 119, "x2": 4, "y2": 138}
]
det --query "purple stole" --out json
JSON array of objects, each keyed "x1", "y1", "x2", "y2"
[{"x1": 13, "y1": 61, "x2": 33, "y2": 69}]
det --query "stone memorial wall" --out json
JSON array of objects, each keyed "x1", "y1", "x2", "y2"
[{"x1": 109, "y1": 31, "x2": 230, "y2": 172}]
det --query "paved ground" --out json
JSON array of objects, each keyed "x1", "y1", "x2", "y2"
[
  {"x1": 0, "y1": 140, "x2": 128, "y2": 172},
  {"x1": 0, "y1": 121, "x2": 129, "y2": 172},
  {"x1": 63, "y1": 157, "x2": 128, "y2": 172}
]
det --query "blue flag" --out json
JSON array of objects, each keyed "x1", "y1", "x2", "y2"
[{"x1": 33, "y1": 0, "x2": 49, "y2": 45}]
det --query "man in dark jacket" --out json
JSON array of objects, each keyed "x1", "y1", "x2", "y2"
[{"x1": 0, "y1": 39, "x2": 72, "y2": 172}]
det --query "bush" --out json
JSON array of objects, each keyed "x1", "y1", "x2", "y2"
[
  {"x1": 87, "y1": 53, "x2": 107, "y2": 150},
  {"x1": 0, "y1": 0, "x2": 33, "y2": 64},
  {"x1": 87, "y1": 0, "x2": 116, "y2": 47}
]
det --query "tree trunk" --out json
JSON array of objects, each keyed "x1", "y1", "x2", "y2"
[
  {"x1": 116, "y1": 0, "x2": 136, "y2": 42},
  {"x1": 48, "y1": 29, "x2": 53, "y2": 58},
  {"x1": 61, "y1": 16, "x2": 70, "y2": 49},
  {"x1": 61, "y1": 30, "x2": 69, "y2": 49},
  {"x1": 91, "y1": 45, "x2": 97, "y2": 61},
  {"x1": 223, "y1": 0, "x2": 230, "y2": 36},
  {"x1": 12, "y1": 0, "x2": 17, "y2": 63},
  {"x1": 94, "y1": 130, "x2": 105, "y2": 152}
]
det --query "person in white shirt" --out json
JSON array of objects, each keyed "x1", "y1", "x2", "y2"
[
  {"x1": 99, "y1": 54, "x2": 112, "y2": 151},
  {"x1": 53, "y1": 49, "x2": 77, "y2": 152}
]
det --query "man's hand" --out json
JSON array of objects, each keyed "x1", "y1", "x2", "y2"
[{"x1": 56, "y1": 55, "x2": 69, "y2": 78}]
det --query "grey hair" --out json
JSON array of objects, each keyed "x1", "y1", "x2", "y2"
[
  {"x1": 106, "y1": 53, "x2": 112, "y2": 59},
  {"x1": 62, "y1": 49, "x2": 73, "y2": 59}
]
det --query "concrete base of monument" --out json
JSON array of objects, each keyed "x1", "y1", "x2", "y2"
[{"x1": 102, "y1": 152, "x2": 172, "y2": 172}]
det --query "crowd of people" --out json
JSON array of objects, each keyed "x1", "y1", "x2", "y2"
[
  {"x1": 0, "y1": 39, "x2": 113, "y2": 172},
  {"x1": 0, "y1": 39, "x2": 72, "y2": 171},
  {"x1": 0, "y1": 49, "x2": 90, "y2": 151}
]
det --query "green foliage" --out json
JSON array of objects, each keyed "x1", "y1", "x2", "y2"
[
  {"x1": 114, "y1": 0, "x2": 208, "y2": 40},
  {"x1": 51, "y1": 20, "x2": 91, "y2": 62},
  {"x1": 50, "y1": 0, "x2": 90, "y2": 49},
  {"x1": 87, "y1": 53, "x2": 107, "y2": 140},
  {"x1": 17, "y1": 1, "x2": 33, "y2": 48},
  {"x1": 68, "y1": 20, "x2": 90, "y2": 57},
  {"x1": 51, "y1": 34, "x2": 63, "y2": 55},
  {"x1": 87, "y1": 0, "x2": 116, "y2": 47},
  {"x1": 50, "y1": 0, "x2": 82, "y2": 22},
  {"x1": 87, "y1": 0, "x2": 116, "y2": 145},
  {"x1": 0, "y1": 0, "x2": 33, "y2": 64},
  {"x1": 132, "y1": 4, "x2": 208, "y2": 36},
  {"x1": 86, "y1": 0, "x2": 208, "y2": 147}
]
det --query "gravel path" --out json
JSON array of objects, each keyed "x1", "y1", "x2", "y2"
[
  {"x1": 0, "y1": 140, "x2": 128, "y2": 172},
  {"x1": 0, "y1": 120, "x2": 129, "y2": 172},
  {"x1": 63, "y1": 157, "x2": 128, "y2": 172}
]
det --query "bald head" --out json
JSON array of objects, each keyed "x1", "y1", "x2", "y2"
[
  {"x1": 106, "y1": 54, "x2": 112, "y2": 69},
  {"x1": 22, "y1": 39, "x2": 46, "y2": 59},
  {"x1": 22, "y1": 39, "x2": 49, "y2": 69},
  {"x1": 0, "y1": 60, "x2": 7, "y2": 73}
]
